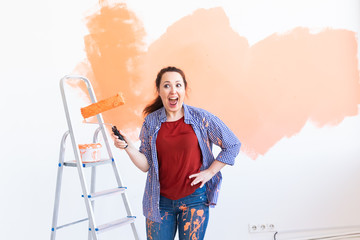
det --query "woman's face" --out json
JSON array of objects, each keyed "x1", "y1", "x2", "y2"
[{"x1": 158, "y1": 71, "x2": 186, "y2": 116}]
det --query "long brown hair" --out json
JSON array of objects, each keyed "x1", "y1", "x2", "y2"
[{"x1": 143, "y1": 66, "x2": 187, "y2": 116}]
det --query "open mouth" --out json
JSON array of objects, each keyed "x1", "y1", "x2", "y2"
[{"x1": 168, "y1": 97, "x2": 178, "y2": 107}]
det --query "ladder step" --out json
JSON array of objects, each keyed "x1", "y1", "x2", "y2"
[
  {"x1": 54, "y1": 217, "x2": 89, "y2": 230},
  {"x1": 83, "y1": 187, "x2": 127, "y2": 200},
  {"x1": 95, "y1": 216, "x2": 136, "y2": 233},
  {"x1": 63, "y1": 158, "x2": 114, "y2": 168}
]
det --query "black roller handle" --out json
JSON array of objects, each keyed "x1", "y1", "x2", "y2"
[{"x1": 112, "y1": 126, "x2": 126, "y2": 142}]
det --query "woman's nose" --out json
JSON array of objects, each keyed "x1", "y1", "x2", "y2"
[{"x1": 170, "y1": 86, "x2": 176, "y2": 93}]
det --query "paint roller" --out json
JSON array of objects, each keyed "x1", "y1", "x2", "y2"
[
  {"x1": 80, "y1": 92, "x2": 125, "y2": 119},
  {"x1": 80, "y1": 92, "x2": 126, "y2": 141}
]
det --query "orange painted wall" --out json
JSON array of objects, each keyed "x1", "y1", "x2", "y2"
[{"x1": 72, "y1": 3, "x2": 360, "y2": 159}]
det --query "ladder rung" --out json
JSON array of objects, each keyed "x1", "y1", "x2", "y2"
[
  {"x1": 83, "y1": 187, "x2": 127, "y2": 200},
  {"x1": 94, "y1": 217, "x2": 136, "y2": 233},
  {"x1": 54, "y1": 217, "x2": 88, "y2": 230},
  {"x1": 63, "y1": 158, "x2": 114, "y2": 168}
]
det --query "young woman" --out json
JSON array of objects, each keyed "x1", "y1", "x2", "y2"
[{"x1": 113, "y1": 66, "x2": 241, "y2": 240}]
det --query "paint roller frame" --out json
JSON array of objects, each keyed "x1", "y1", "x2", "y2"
[{"x1": 83, "y1": 122, "x2": 126, "y2": 142}]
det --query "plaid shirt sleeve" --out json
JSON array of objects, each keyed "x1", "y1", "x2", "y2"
[
  {"x1": 139, "y1": 120, "x2": 152, "y2": 166},
  {"x1": 206, "y1": 113, "x2": 241, "y2": 166}
]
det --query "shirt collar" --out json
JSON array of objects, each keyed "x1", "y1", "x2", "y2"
[
  {"x1": 183, "y1": 104, "x2": 192, "y2": 124},
  {"x1": 159, "y1": 107, "x2": 167, "y2": 123}
]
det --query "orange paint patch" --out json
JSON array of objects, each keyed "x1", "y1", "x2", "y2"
[
  {"x1": 184, "y1": 222, "x2": 191, "y2": 231},
  {"x1": 191, "y1": 218, "x2": 202, "y2": 239},
  {"x1": 183, "y1": 208, "x2": 207, "y2": 239},
  {"x1": 72, "y1": 1, "x2": 149, "y2": 139},
  {"x1": 74, "y1": 5, "x2": 360, "y2": 159},
  {"x1": 179, "y1": 204, "x2": 188, "y2": 211},
  {"x1": 161, "y1": 211, "x2": 169, "y2": 221},
  {"x1": 146, "y1": 218, "x2": 154, "y2": 240},
  {"x1": 183, "y1": 208, "x2": 196, "y2": 232},
  {"x1": 144, "y1": 8, "x2": 360, "y2": 158}
]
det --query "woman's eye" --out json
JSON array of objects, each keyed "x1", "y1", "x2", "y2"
[
  {"x1": 164, "y1": 84, "x2": 170, "y2": 88},
  {"x1": 176, "y1": 83, "x2": 182, "y2": 87}
]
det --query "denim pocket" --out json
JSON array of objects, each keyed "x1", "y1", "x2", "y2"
[
  {"x1": 182, "y1": 187, "x2": 207, "y2": 209},
  {"x1": 190, "y1": 187, "x2": 204, "y2": 195}
]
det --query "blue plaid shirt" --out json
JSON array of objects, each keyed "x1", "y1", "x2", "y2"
[{"x1": 139, "y1": 104, "x2": 241, "y2": 222}]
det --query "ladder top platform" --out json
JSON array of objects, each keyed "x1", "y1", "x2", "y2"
[{"x1": 63, "y1": 158, "x2": 114, "y2": 168}]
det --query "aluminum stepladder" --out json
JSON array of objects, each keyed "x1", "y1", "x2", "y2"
[{"x1": 51, "y1": 75, "x2": 140, "y2": 240}]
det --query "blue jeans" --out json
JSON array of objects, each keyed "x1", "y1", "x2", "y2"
[{"x1": 146, "y1": 187, "x2": 209, "y2": 240}]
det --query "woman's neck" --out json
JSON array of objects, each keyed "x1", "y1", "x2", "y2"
[{"x1": 166, "y1": 108, "x2": 184, "y2": 122}]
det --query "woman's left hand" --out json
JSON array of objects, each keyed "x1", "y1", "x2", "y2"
[
  {"x1": 189, "y1": 170, "x2": 215, "y2": 188},
  {"x1": 189, "y1": 160, "x2": 227, "y2": 188}
]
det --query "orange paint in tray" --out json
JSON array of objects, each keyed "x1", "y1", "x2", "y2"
[{"x1": 78, "y1": 143, "x2": 102, "y2": 163}]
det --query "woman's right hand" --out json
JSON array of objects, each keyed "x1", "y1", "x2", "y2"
[
  {"x1": 111, "y1": 130, "x2": 129, "y2": 150},
  {"x1": 111, "y1": 129, "x2": 149, "y2": 172}
]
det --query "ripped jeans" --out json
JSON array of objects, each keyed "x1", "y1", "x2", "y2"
[{"x1": 146, "y1": 187, "x2": 209, "y2": 240}]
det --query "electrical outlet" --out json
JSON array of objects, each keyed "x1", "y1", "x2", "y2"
[
  {"x1": 248, "y1": 223, "x2": 276, "y2": 233},
  {"x1": 249, "y1": 224, "x2": 258, "y2": 232},
  {"x1": 267, "y1": 223, "x2": 275, "y2": 231}
]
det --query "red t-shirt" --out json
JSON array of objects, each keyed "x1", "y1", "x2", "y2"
[{"x1": 156, "y1": 117, "x2": 202, "y2": 200}]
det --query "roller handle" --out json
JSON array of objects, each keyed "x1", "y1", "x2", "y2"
[{"x1": 112, "y1": 126, "x2": 126, "y2": 142}]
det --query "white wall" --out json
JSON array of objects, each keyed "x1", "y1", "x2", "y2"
[{"x1": 0, "y1": 0, "x2": 359, "y2": 239}]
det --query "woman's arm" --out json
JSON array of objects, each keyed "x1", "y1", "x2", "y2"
[
  {"x1": 112, "y1": 131, "x2": 149, "y2": 172},
  {"x1": 189, "y1": 111, "x2": 241, "y2": 188},
  {"x1": 207, "y1": 114, "x2": 241, "y2": 166}
]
